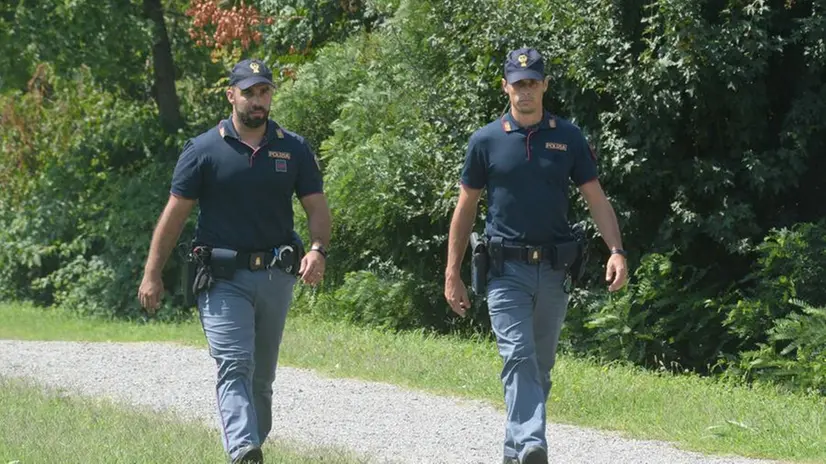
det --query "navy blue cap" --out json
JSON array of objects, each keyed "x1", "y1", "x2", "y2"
[
  {"x1": 229, "y1": 59, "x2": 274, "y2": 90},
  {"x1": 503, "y1": 48, "x2": 545, "y2": 83}
]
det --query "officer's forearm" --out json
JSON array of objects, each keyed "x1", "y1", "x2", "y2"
[
  {"x1": 306, "y1": 208, "x2": 331, "y2": 248},
  {"x1": 446, "y1": 201, "x2": 477, "y2": 278},
  {"x1": 588, "y1": 197, "x2": 623, "y2": 251},
  {"x1": 144, "y1": 196, "x2": 194, "y2": 278}
]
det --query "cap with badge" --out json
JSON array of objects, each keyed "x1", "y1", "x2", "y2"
[
  {"x1": 229, "y1": 58, "x2": 275, "y2": 90},
  {"x1": 503, "y1": 47, "x2": 545, "y2": 84}
]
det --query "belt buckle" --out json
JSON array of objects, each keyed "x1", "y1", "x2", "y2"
[
  {"x1": 249, "y1": 252, "x2": 266, "y2": 271},
  {"x1": 526, "y1": 246, "x2": 542, "y2": 264}
]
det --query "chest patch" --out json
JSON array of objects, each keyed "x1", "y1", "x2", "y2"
[
  {"x1": 545, "y1": 142, "x2": 568, "y2": 151},
  {"x1": 275, "y1": 159, "x2": 288, "y2": 172}
]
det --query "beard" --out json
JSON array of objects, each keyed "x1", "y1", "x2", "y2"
[
  {"x1": 515, "y1": 99, "x2": 538, "y2": 113},
  {"x1": 238, "y1": 107, "x2": 269, "y2": 129}
]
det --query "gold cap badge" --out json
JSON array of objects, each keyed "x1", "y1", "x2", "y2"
[
  {"x1": 518, "y1": 54, "x2": 528, "y2": 67},
  {"x1": 250, "y1": 62, "x2": 260, "y2": 74}
]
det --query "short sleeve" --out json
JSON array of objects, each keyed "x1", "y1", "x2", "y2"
[
  {"x1": 460, "y1": 133, "x2": 487, "y2": 189},
  {"x1": 295, "y1": 142, "x2": 324, "y2": 198},
  {"x1": 570, "y1": 133, "x2": 598, "y2": 186},
  {"x1": 170, "y1": 139, "x2": 202, "y2": 199}
]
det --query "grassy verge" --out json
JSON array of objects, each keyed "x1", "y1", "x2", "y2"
[
  {"x1": 1, "y1": 301, "x2": 824, "y2": 463},
  {"x1": 0, "y1": 376, "x2": 369, "y2": 464}
]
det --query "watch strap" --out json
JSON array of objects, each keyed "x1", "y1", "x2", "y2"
[{"x1": 310, "y1": 244, "x2": 327, "y2": 258}]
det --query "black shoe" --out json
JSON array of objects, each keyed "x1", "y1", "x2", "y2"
[
  {"x1": 232, "y1": 445, "x2": 263, "y2": 464},
  {"x1": 522, "y1": 446, "x2": 548, "y2": 464}
]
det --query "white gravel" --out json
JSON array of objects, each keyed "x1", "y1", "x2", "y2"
[{"x1": 0, "y1": 340, "x2": 787, "y2": 464}]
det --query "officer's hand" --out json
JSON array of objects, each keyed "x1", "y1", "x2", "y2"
[
  {"x1": 606, "y1": 254, "x2": 628, "y2": 292},
  {"x1": 444, "y1": 274, "x2": 471, "y2": 318},
  {"x1": 299, "y1": 250, "x2": 325, "y2": 286},
  {"x1": 138, "y1": 274, "x2": 164, "y2": 315}
]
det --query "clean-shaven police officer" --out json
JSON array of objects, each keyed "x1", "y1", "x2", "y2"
[{"x1": 444, "y1": 48, "x2": 628, "y2": 464}]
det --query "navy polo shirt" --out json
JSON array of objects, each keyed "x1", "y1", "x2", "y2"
[
  {"x1": 460, "y1": 111, "x2": 598, "y2": 245},
  {"x1": 170, "y1": 118, "x2": 323, "y2": 251}
]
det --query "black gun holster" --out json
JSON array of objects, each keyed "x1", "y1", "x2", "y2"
[
  {"x1": 469, "y1": 232, "x2": 489, "y2": 296},
  {"x1": 181, "y1": 245, "x2": 212, "y2": 308},
  {"x1": 487, "y1": 236, "x2": 505, "y2": 277},
  {"x1": 564, "y1": 221, "x2": 590, "y2": 293},
  {"x1": 181, "y1": 255, "x2": 197, "y2": 308}
]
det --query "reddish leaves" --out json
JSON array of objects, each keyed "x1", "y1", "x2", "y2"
[{"x1": 186, "y1": 0, "x2": 268, "y2": 51}]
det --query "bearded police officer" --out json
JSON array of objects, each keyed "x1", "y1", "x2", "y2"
[
  {"x1": 138, "y1": 58, "x2": 332, "y2": 464},
  {"x1": 444, "y1": 48, "x2": 628, "y2": 464}
]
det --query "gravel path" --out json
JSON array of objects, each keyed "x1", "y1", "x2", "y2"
[{"x1": 0, "y1": 340, "x2": 785, "y2": 464}]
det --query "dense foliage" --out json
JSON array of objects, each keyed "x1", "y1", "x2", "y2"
[{"x1": 2, "y1": 0, "x2": 825, "y2": 393}]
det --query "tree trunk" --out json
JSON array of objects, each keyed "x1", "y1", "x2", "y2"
[{"x1": 144, "y1": 0, "x2": 183, "y2": 133}]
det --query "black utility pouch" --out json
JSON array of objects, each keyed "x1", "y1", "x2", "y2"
[
  {"x1": 553, "y1": 241, "x2": 582, "y2": 271},
  {"x1": 488, "y1": 236, "x2": 505, "y2": 277},
  {"x1": 209, "y1": 248, "x2": 238, "y2": 280},
  {"x1": 469, "y1": 232, "x2": 489, "y2": 296}
]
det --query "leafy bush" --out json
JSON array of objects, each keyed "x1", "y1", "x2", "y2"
[
  {"x1": 0, "y1": 0, "x2": 152, "y2": 94},
  {"x1": 736, "y1": 299, "x2": 826, "y2": 395},
  {"x1": 562, "y1": 220, "x2": 826, "y2": 387},
  {"x1": 564, "y1": 252, "x2": 732, "y2": 372},
  {"x1": 299, "y1": 266, "x2": 420, "y2": 330},
  {"x1": 270, "y1": 36, "x2": 374, "y2": 151},
  {"x1": 0, "y1": 65, "x2": 195, "y2": 320},
  {"x1": 256, "y1": 0, "x2": 393, "y2": 60},
  {"x1": 722, "y1": 221, "x2": 826, "y2": 348}
]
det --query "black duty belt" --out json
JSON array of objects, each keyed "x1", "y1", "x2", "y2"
[
  {"x1": 500, "y1": 244, "x2": 555, "y2": 264},
  {"x1": 236, "y1": 250, "x2": 276, "y2": 271}
]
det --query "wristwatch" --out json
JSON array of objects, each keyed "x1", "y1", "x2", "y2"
[
  {"x1": 310, "y1": 244, "x2": 327, "y2": 258},
  {"x1": 611, "y1": 248, "x2": 628, "y2": 257}
]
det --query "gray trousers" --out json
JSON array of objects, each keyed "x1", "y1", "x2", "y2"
[
  {"x1": 486, "y1": 261, "x2": 570, "y2": 462},
  {"x1": 197, "y1": 267, "x2": 296, "y2": 461}
]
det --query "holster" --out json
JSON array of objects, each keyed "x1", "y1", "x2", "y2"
[
  {"x1": 181, "y1": 251, "x2": 197, "y2": 308},
  {"x1": 487, "y1": 236, "x2": 505, "y2": 277},
  {"x1": 469, "y1": 232, "x2": 489, "y2": 296},
  {"x1": 183, "y1": 245, "x2": 213, "y2": 307},
  {"x1": 564, "y1": 221, "x2": 590, "y2": 292}
]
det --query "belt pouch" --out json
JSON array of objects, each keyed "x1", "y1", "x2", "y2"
[
  {"x1": 553, "y1": 241, "x2": 582, "y2": 271},
  {"x1": 209, "y1": 248, "x2": 238, "y2": 279}
]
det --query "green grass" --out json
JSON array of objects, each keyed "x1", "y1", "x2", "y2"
[
  {"x1": 0, "y1": 376, "x2": 369, "y2": 464},
  {"x1": 2, "y1": 301, "x2": 825, "y2": 463}
]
